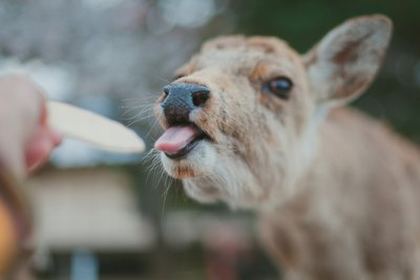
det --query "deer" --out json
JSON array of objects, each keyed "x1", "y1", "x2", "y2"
[{"x1": 152, "y1": 14, "x2": 420, "y2": 280}]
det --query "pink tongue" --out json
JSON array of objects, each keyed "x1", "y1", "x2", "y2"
[{"x1": 155, "y1": 126, "x2": 199, "y2": 154}]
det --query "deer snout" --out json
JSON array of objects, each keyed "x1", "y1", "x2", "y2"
[{"x1": 161, "y1": 83, "x2": 210, "y2": 125}]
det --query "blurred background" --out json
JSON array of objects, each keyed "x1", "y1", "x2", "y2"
[{"x1": 0, "y1": 0, "x2": 419, "y2": 279}]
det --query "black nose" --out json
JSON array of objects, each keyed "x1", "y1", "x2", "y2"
[{"x1": 161, "y1": 83, "x2": 210, "y2": 125}]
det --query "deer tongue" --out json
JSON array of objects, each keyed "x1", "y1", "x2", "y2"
[{"x1": 154, "y1": 125, "x2": 199, "y2": 154}]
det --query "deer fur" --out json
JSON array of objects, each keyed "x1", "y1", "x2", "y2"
[{"x1": 154, "y1": 15, "x2": 420, "y2": 279}]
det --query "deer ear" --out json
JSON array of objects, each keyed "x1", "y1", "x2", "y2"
[{"x1": 303, "y1": 15, "x2": 392, "y2": 107}]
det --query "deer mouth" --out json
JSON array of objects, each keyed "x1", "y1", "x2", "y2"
[{"x1": 154, "y1": 123, "x2": 210, "y2": 160}]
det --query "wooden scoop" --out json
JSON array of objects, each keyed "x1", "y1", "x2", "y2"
[{"x1": 47, "y1": 101, "x2": 145, "y2": 154}]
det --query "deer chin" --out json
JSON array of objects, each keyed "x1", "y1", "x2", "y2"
[{"x1": 159, "y1": 137, "x2": 217, "y2": 179}]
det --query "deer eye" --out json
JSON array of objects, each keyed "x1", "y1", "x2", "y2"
[{"x1": 263, "y1": 77, "x2": 293, "y2": 100}]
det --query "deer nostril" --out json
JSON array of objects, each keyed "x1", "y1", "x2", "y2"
[
  {"x1": 162, "y1": 86, "x2": 170, "y2": 100},
  {"x1": 192, "y1": 90, "x2": 210, "y2": 107}
]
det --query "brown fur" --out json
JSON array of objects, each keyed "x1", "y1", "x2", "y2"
[{"x1": 154, "y1": 15, "x2": 420, "y2": 279}]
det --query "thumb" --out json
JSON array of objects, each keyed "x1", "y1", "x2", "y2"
[{"x1": 24, "y1": 104, "x2": 62, "y2": 174}]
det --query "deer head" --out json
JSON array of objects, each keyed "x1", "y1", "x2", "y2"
[{"x1": 154, "y1": 15, "x2": 392, "y2": 209}]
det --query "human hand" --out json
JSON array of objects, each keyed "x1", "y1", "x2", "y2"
[{"x1": 0, "y1": 74, "x2": 61, "y2": 178}]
